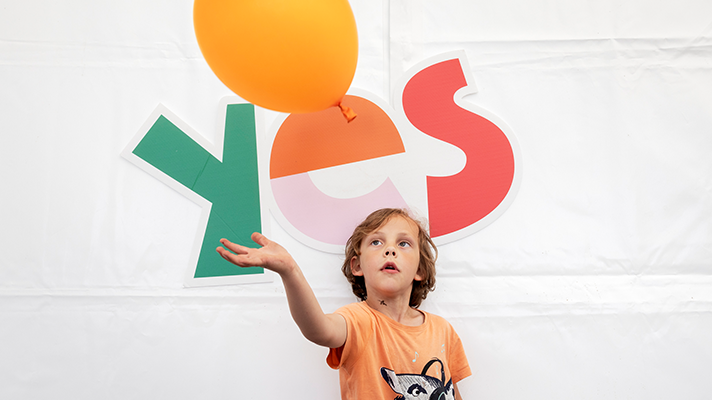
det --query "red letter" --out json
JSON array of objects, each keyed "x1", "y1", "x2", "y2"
[{"x1": 403, "y1": 58, "x2": 515, "y2": 237}]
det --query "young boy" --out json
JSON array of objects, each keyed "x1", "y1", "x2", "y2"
[{"x1": 217, "y1": 208, "x2": 471, "y2": 400}]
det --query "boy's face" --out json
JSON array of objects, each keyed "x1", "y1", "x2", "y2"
[{"x1": 350, "y1": 216, "x2": 422, "y2": 300}]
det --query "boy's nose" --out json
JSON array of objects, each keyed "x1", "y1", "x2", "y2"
[{"x1": 384, "y1": 246, "x2": 397, "y2": 257}]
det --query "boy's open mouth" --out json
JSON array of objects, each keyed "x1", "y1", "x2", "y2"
[{"x1": 382, "y1": 262, "x2": 399, "y2": 272}]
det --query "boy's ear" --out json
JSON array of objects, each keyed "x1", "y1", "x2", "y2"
[
  {"x1": 414, "y1": 266, "x2": 424, "y2": 282},
  {"x1": 350, "y1": 256, "x2": 363, "y2": 276}
]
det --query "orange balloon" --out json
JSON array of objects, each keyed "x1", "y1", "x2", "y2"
[{"x1": 193, "y1": 0, "x2": 358, "y2": 114}]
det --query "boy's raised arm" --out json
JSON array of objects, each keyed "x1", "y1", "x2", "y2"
[{"x1": 217, "y1": 233, "x2": 347, "y2": 349}]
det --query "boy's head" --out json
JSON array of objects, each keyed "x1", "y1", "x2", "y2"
[{"x1": 341, "y1": 208, "x2": 438, "y2": 308}]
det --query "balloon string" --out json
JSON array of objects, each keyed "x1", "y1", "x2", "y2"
[{"x1": 338, "y1": 103, "x2": 357, "y2": 122}]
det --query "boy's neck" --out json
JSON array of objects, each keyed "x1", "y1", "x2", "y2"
[{"x1": 364, "y1": 297, "x2": 424, "y2": 327}]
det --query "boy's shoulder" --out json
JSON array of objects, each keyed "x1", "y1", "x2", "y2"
[
  {"x1": 335, "y1": 301, "x2": 371, "y2": 316},
  {"x1": 420, "y1": 309, "x2": 458, "y2": 330}
]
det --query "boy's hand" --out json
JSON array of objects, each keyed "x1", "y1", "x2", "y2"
[{"x1": 217, "y1": 232, "x2": 297, "y2": 276}]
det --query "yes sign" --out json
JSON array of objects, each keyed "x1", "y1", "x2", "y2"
[{"x1": 123, "y1": 52, "x2": 521, "y2": 284}]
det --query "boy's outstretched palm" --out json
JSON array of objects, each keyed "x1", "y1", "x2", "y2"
[{"x1": 217, "y1": 233, "x2": 297, "y2": 276}]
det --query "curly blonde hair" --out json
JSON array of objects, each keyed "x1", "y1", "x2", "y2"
[{"x1": 341, "y1": 208, "x2": 438, "y2": 308}]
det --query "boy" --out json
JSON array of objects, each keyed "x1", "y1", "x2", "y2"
[{"x1": 217, "y1": 208, "x2": 470, "y2": 399}]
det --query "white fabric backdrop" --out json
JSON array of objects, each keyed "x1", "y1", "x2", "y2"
[{"x1": 1, "y1": 0, "x2": 711, "y2": 399}]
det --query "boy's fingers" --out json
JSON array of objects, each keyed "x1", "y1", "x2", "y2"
[
  {"x1": 216, "y1": 245, "x2": 259, "y2": 267},
  {"x1": 216, "y1": 246, "x2": 234, "y2": 262},
  {"x1": 219, "y1": 238, "x2": 247, "y2": 254},
  {"x1": 217, "y1": 234, "x2": 274, "y2": 268},
  {"x1": 216, "y1": 246, "x2": 229, "y2": 259},
  {"x1": 216, "y1": 246, "x2": 237, "y2": 259},
  {"x1": 251, "y1": 232, "x2": 269, "y2": 247},
  {"x1": 221, "y1": 233, "x2": 269, "y2": 252}
]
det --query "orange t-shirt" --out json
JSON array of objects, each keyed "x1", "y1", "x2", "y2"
[{"x1": 327, "y1": 302, "x2": 471, "y2": 400}]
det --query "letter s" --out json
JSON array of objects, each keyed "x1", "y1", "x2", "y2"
[{"x1": 402, "y1": 56, "x2": 518, "y2": 238}]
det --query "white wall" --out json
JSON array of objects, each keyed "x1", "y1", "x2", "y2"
[{"x1": 1, "y1": 0, "x2": 711, "y2": 399}]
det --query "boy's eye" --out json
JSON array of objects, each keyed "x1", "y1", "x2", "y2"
[
  {"x1": 370, "y1": 239, "x2": 382, "y2": 246},
  {"x1": 398, "y1": 241, "x2": 411, "y2": 248}
]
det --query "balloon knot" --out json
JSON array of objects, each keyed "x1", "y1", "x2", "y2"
[{"x1": 338, "y1": 103, "x2": 357, "y2": 123}]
